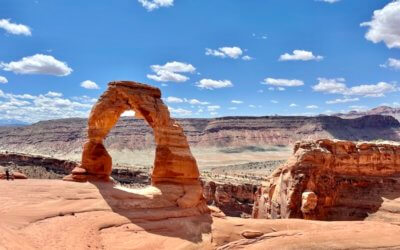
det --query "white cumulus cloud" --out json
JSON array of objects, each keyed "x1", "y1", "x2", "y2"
[
  {"x1": 184, "y1": 98, "x2": 210, "y2": 105},
  {"x1": 197, "y1": 79, "x2": 233, "y2": 90},
  {"x1": 361, "y1": 0, "x2": 400, "y2": 49},
  {"x1": 147, "y1": 61, "x2": 195, "y2": 83},
  {"x1": 279, "y1": 50, "x2": 323, "y2": 61},
  {"x1": 380, "y1": 58, "x2": 400, "y2": 70},
  {"x1": 138, "y1": 0, "x2": 174, "y2": 11},
  {"x1": 207, "y1": 105, "x2": 220, "y2": 111},
  {"x1": 347, "y1": 82, "x2": 397, "y2": 97},
  {"x1": 168, "y1": 107, "x2": 192, "y2": 116},
  {"x1": 45, "y1": 91, "x2": 63, "y2": 97},
  {"x1": 0, "y1": 90, "x2": 93, "y2": 123},
  {"x1": 0, "y1": 76, "x2": 7, "y2": 84},
  {"x1": 205, "y1": 46, "x2": 244, "y2": 59},
  {"x1": 0, "y1": 19, "x2": 31, "y2": 36},
  {"x1": 231, "y1": 100, "x2": 243, "y2": 104},
  {"x1": 306, "y1": 105, "x2": 319, "y2": 109},
  {"x1": 165, "y1": 96, "x2": 184, "y2": 103},
  {"x1": 262, "y1": 78, "x2": 304, "y2": 87},
  {"x1": 312, "y1": 78, "x2": 348, "y2": 94},
  {"x1": 80, "y1": 80, "x2": 99, "y2": 89},
  {"x1": 289, "y1": 103, "x2": 298, "y2": 107},
  {"x1": 317, "y1": 0, "x2": 340, "y2": 3},
  {"x1": 313, "y1": 78, "x2": 398, "y2": 97},
  {"x1": 242, "y1": 55, "x2": 254, "y2": 61},
  {"x1": 1, "y1": 54, "x2": 72, "y2": 76}
]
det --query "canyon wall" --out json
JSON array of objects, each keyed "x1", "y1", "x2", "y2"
[
  {"x1": 0, "y1": 115, "x2": 399, "y2": 157},
  {"x1": 253, "y1": 139, "x2": 400, "y2": 221}
]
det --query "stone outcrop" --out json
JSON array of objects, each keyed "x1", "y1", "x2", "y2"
[
  {"x1": 0, "y1": 170, "x2": 27, "y2": 179},
  {"x1": 253, "y1": 139, "x2": 400, "y2": 221},
  {"x1": 64, "y1": 81, "x2": 204, "y2": 209}
]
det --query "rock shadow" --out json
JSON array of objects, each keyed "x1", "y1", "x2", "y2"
[
  {"x1": 321, "y1": 115, "x2": 400, "y2": 142},
  {"x1": 320, "y1": 175, "x2": 400, "y2": 221},
  {"x1": 91, "y1": 180, "x2": 213, "y2": 244}
]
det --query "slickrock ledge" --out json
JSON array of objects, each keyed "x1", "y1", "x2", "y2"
[
  {"x1": 1, "y1": 180, "x2": 400, "y2": 249},
  {"x1": 253, "y1": 139, "x2": 400, "y2": 221}
]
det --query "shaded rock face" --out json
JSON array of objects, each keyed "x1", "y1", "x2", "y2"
[
  {"x1": 0, "y1": 152, "x2": 78, "y2": 175},
  {"x1": 0, "y1": 152, "x2": 150, "y2": 185},
  {"x1": 66, "y1": 81, "x2": 199, "y2": 185},
  {"x1": 253, "y1": 139, "x2": 400, "y2": 221},
  {"x1": 203, "y1": 181, "x2": 257, "y2": 217}
]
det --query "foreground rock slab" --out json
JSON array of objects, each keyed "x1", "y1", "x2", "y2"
[{"x1": 1, "y1": 180, "x2": 400, "y2": 249}]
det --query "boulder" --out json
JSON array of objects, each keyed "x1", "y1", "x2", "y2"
[{"x1": 0, "y1": 170, "x2": 27, "y2": 180}]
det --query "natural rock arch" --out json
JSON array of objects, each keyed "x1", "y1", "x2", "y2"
[{"x1": 64, "y1": 81, "x2": 200, "y2": 185}]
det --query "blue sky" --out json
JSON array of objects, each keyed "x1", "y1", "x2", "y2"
[{"x1": 0, "y1": 0, "x2": 399, "y2": 123}]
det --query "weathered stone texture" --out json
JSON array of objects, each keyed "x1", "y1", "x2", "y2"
[
  {"x1": 64, "y1": 81, "x2": 203, "y2": 209},
  {"x1": 64, "y1": 81, "x2": 199, "y2": 184},
  {"x1": 253, "y1": 139, "x2": 400, "y2": 221}
]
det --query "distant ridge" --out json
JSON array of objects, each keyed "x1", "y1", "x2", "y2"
[
  {"x1": 334, "y1": 106, "x2": 400, "y2": 122},
  {"x1": 0, "y1": 113, "x2": 399, "y2": 158}
]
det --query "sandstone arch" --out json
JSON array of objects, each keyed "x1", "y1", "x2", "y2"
[{"x1": 65, "y1": 81, "x2": 200, "y2": 185}]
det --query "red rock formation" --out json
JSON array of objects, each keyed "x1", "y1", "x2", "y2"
[
  {"x1": 0, "y1": 170, "x2": 27, "y2": 179},
  {"x1": 253, "y1": 139, "x2": 400, "y2": 221},
  {"x1": 64, "y1": 81, "x2": 199, "y2": 184},
  {"x1": 64, "y1": 81, "x2": 204, "y2": 209}
]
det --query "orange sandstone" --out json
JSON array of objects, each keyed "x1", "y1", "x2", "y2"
[{"x1": 64, "y1": 81, "x2": 203, "y2": 208}]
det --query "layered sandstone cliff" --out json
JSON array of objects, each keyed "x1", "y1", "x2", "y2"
[
  {"x1": 253, "y1": 139, "x2": 400, "y2": 221},
  {"x1": 0, "y1": 115, "x2": 398, "y2": 158}
]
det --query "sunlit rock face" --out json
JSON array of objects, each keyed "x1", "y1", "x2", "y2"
[
  {"x1": 253, "y1": 139, "x2": 400, "y2": 221},
  {"x1": 64, "y1": 81, "x2": 199, "y2": 183},
  {"x1": 63, "y1": 81, "x2": 204, "y2": 209}
]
